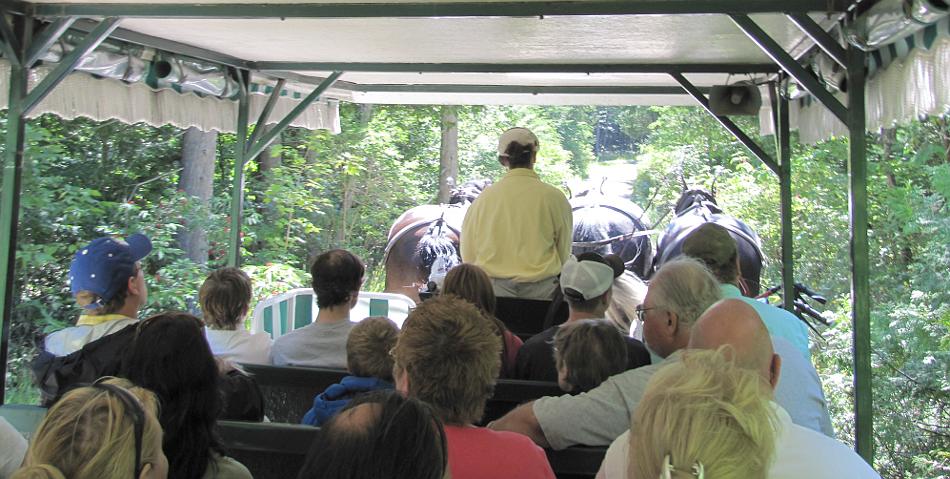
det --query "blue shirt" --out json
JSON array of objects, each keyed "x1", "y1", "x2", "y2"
[
  {"x1": 301, "y1": 376, "x2": 393, "y2": 426},
  {"x1": 721, "y1": 284, "x2": 811, "y2": 359}
]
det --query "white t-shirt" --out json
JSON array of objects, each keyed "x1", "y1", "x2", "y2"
[
  {"x1": 596, "y1": 403, "x2": 880, "y2": 479},
  {"x1": 0, "y1": 417, "x2": 27, "y2": 479},
  {"x1": 205, "y1": 328, "x2": 273, "y2": 365}
]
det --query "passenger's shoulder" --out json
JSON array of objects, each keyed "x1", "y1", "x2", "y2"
[{"x1": 204, "y1": 454, "x2": 252, "y2": 479}]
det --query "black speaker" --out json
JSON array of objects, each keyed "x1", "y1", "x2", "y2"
[{"x1": 708, "y1": 83, "x2": 762, "y2": 116}]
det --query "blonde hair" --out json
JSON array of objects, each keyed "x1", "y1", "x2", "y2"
[
  {"x1": 605, "y1": 271, "x2": 647, "y2": 335},
  {"x1": 14, "y1": 378, "x2": 164, "y2": 479},
  {"x1": 392, "y1": 295, "x2": 501, "y2": 425},
  {"x1": 347, "y1": 317, "x2": 400, "y2": 381},
  {"x1": 628, "y1": 348, "x2": 777, "y2": 479},
  {"x1": 199, "y1": 267, "x2": 252, "y2": 330}
]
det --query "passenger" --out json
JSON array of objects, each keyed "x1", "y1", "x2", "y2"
[
  {"x1": 200, "y1": 267, "x2": 272, "y2": 365},
  {"x1": 598, "y1": 299, "x2": 881, "y2": 478},
  {"x1": 12, "y1": 378, "x2": 167, "y2": 479},
  {"x1": 122, "y1": 312, "x2": 253, "y2": 479},
  {"x1": 604, "y1": 270, "x2": 648, "y2": 339},
  {"x1": 32, "y1": 234, "x2": 152, "y2": 405},
  {"x1": 270, "y1": 249, "x2": 363, "y2": 367},
  {"x1": 489, "y1": 257, "x2": 721, "y2": 449},
  {"x1": 681, "y1": 222, "x2": 811, "y2": 358},
  {"x1": 553, "y1": 319, "x2": 628, "y2": 394},
  {"x1": 392, "y1": 295, "x2": 556, "y2": 479},
  {"x1": 0, "y1": 418, "x2": 27, "y2": 478},
  {"x1": 515, "y1": 253, "x2": 650, "y2": 382},
  {"x1": 460, "y1": 127, "x2": 573, "y2": 301},
  {"x1": 598, "y1": 349, "x2": 777, "y2": 479},
  {"x1": 297, "y1": 391, "x2": 447, "y2": 479},
  {"x1": 441, "y1": 263, "x2": 523, "y2": 378},
  {"x1": 301, "y1": 316, "x2": 398, "y2": 426}
]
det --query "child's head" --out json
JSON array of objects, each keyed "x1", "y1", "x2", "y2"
[
  {"x1": 14, "y1": 377, "x2": 167, "y2": 479},
  {"x1": 554, "y1": 319, "x2": 628, "y2": 393},
  {"x1": 346, "y1": 317, "x2": 400, "y2": 382},
  {"x1": 199, "y1": 267, "x2": 252, "y2": 330}
]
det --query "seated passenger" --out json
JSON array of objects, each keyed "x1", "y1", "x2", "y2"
[
  {"x1": 122, "y1": 312, "x2": 253, "y2": 479},
  {"x1": 200, "y1": 267, "x2": 272, "y2": 365},
  {"x1": 302, "y1": 316, "x2": 398, "y2": 426},
  {"x1": 515, "y1": 253, "x2": 650, "y2": 383},
  {"x1": 33, "y1": 234, "x2": 152, "y2": 405},
  {"x1": 297, "y1": 391, "x2": 447, "y2": 479},
  {"x1": 553, "y1": 319, "x2": 628, "y2": 393},
  {"x1": 392, "y1": 295, "x2": 555, "y2": 479},
  {"x1": 12, "y1": 378, "x2": 167, "y2": 479},
  {"x1": 271, "y1": 249, "x2": 363, "y2": 367},
  {"x1": 604, "y1": 270, "x2": 648, "y2": 340},
  {"x1": 441, "y1": 263, "x2": 523, "y2": 378},
  {"x1": 597, "y1": 348, "x2": 777, "y2": 479},
  {"x1": 0, "y1": 417, "x2": 26, "y2": 479}
]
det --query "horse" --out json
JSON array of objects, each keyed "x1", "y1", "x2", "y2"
[
  {"x1": 570, "y1": 188, "x2": 655, "y2": 280},
  {"x1": 383, "y1": 180, "x2": 490, "y2": 302},
  {"x1": 653, "y1": 188, "x2": 765, "y2": 296}
]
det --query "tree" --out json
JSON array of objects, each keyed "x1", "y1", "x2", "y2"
[
  {"x1": 438, "y1": 106, "x2": 459, "y2": 203},
  {"x1": 177, "y1": 127, "x2": 218, "y2": 264}
]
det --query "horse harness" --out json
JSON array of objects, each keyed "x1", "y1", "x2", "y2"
[
  {"x1": 382, "y1": 208, "x2": 461, "y2": 264},
  {"x1": 571, "y1": 202, "x2": 655, "y2": 268}
]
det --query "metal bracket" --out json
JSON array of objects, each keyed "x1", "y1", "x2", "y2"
[
  {"x1": 23, "y1": 17, "x2": 122, "y2": 115},
  {"x1": 246, "y1": 78, "x2": 286, "y2": 149},
  {"x1": 0, "y1": 12, "x2": 23, "y2": 66},
  {"x1": 786, "y1": 13, "x2": 847, "y2": 70},
  {"x1": 24, "y1": 17, "x2": 76, "y2": 68},
  {"x1": 730, "y1": 14, "x2": 848, "y2": 125},
  {"x1": 671, "y1": 72, "x2": 779, "y2": 176}
]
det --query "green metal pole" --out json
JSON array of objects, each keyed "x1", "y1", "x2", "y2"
[
  {"x1": 227, "y1": 71, "x2": 250, "y2": 267},
  {"x1": 847, "y1": 45, "x2": 873, "y2": 464},
  {"x1": 777, "y1": 85, "x2": 795, "y2": 313},
  {"x1": 0, "y1": 27, "x2": 27, "y2": 405}
]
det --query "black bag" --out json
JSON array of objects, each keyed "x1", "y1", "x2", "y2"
[
  {"x1": 219, "y1": 368, "x2": 265, "y2": 422},
  {"x1": 30, "y1": 324, "x2": 137, "y2": 406}
]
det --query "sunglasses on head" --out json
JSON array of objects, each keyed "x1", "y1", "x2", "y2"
[{"x1": 91, "y1": 377, "x2": 146, "y2": 479}]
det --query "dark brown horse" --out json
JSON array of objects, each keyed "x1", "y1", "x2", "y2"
[
  {"x1": 653, "y1": 188, "x2": 764, "y2": 296},
  {"x1": 383, "y1": 180, "x2": 490, "y2": 302}
]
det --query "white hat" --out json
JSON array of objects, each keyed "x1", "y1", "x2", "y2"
[
  {"x1": 498, "y1": 127, "x2": 539, "y2": 156},
  {"x1": 560, "y1": 253, "x2": 623, "y2": 301}
]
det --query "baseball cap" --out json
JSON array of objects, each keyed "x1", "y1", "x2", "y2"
[
  {"x1": 681, "y1": 223, "x2": 737, "y2": 270},
  {"x1": 560, "y1": 252, "x2": 624, "y2": 301},
  {"x1": 497, "y1": 127, "x2": 539, "y2": 157},
  {"x1": 70, "y1": 234, "x2": 152, "y2": 307}
]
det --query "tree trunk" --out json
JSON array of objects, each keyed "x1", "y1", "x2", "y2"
[
  {"x1": 257, "y1": 125, "x2": 282, "y2": 174},
  {"x1": 438, "y1": 106, "x2": 459, "y2": 203},
  {"x1": 178, "y1": 127, "x2": 217, "y2": 264}
]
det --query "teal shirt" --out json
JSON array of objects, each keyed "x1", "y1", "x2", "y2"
[{"x1": 720, "y1": 284, "x2": 811, "y2": 359}]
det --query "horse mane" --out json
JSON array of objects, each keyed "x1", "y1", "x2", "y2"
[
  {"x1": 605, "y1": 271, "x2": 648, "y2": 337},
  {"x1": 449, "y1": 179, "x2": 492, "y2": 205},
  {"x1": 416, "y1": 222, "x2": 459, "y2": 276}
]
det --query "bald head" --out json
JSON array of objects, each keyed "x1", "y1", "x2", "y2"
[{"x1": 689, "y1": 299, "x2": 779, "y2": 388}]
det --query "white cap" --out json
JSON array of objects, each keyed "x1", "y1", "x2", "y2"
[
  {"x1": 560, "y1": 254, "x2": 618, "y2": 301},
  {"x1": 498, "y1": 127, "x2": 539, "y2": 156}
]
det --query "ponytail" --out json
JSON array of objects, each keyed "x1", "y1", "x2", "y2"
[{"x1": 12, "y1": 464, "x2": 67, "y2": 479}]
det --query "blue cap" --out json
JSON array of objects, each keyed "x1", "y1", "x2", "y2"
[{"x1": 69, "y1": 234, "x2": 152, "y2": 306}]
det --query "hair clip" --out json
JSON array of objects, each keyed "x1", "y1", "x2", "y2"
[{"x1": 659, "y1": 454, "x2": 705, "y2": 479}]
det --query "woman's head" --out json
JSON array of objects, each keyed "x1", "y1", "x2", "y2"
[
  {"x1": 310, "y1": 249, "x2": 365, "y2": 309},
  {"x1": 554, "y1": 319, "x2": 628, "y2": 393},
  {"x1": 441, "y1": 263, "x2": 496, "y2": 316},
  {"x1": 122, "y1": 311, "x2": 221, "y2": 479},
  {"x1": 628, "y1": 348, "x2": 776, "y2": 479},
  {"x1": 391, "y1": 294, "x2": 501, "y2": 425},
  {"x1": 297, "y1": 390, "x2": 447, "y2": 479},
  {"x1": 14, "y1": 378, "x2": 166, "y2": 479},
  {"x1": 199, "y1": 267, "x2": 252, "y2": 330}
]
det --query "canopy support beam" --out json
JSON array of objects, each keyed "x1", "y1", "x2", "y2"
[
  {"x1": 227, "y1": 69, "x2": 250, "y2": 268},
  {"x1": 846, "y1": 44, "x2": 873, "y2": 465},
  {"x1": 0, "y1": 16, "x2": 28, "y2": 405},
  {"x1": 22, "y1": 17, "x2": 121, "y2": 115},
  {"x1": 23, "y1": 16, "x2": 75, "y2": 68},
  {"x1": 730, "y1": 14, "x2": 848, "y2": 125},
  {"x1": 769, "y1": 81, "x2": 795, "y2": 312},
  {"x1": 246, "y1": 78, "x2": 286, "y2": 149},
  {"x1": 254, "y1": 62, "x2": 778, "y2": 74},
  {"x1": 786, "y1": 13, "x2": 848, "y2": 70},
  {"x1": 671, "y1": 72, "x2": 779, "y2": 176},
  {"x1": 0, "y1": 12, "x2": 22, "y2": 67}
]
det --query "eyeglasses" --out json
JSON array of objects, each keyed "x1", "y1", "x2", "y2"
[{"x1": 635, "y1": 306, "x2": 655, "y2": 322}]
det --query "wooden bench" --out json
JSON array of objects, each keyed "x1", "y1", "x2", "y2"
[
  {"x1": 241, "y1": 363, "x2": 564, "y2": 425},
  {"x1": 217, "y1": 419, "x2": 606, "y2": 479}
]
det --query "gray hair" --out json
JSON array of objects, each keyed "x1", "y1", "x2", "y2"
[{"x1": 649, "y1": 257, "x2": 722, "y2": 327}]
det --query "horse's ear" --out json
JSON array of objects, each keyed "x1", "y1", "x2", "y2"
[
  {"x1": 566, "y1": 184, "x2": 573, "y2": 199},
  {"x1": 679, "y1": 173, "x2": 688, "y2": 191}
]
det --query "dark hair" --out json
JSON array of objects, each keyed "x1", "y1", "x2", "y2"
[
  {"x1": 122, "y1": 311, "x2": 223, "y2": 479},
  {"x1": 554, "y1": 319, "x2": 627, "y2": 393},
  {"x1": 199, "y1": 267, "x2": 253, "y2": 329},
  {"x1": 310, "y1": 249, "x2": 365, "y2": 309},
  {"x1": 75, "y1": 263, "x2": 139, "y2": 315},
  {"x1": 502, "y1": 141, "x2": 534, "y2": 168},
  {"x1": 297, "y1": 390, "x2": 447, "y2": 479}
]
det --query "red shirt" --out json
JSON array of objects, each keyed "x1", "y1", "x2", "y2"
[{"x1": 444, "y1": 425, "x2": 555, "y2": 479}]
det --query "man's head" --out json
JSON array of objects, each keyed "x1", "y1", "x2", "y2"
[
  {"x1": 640, "y1": 257, "x2": 721, "y2": 359},
  {"x1": 199, "y1": 267, "x2": 252, "y2": 330},
  {"x1": 561, "y1": 252, "x2": 625, "y2": 317},
  {"x1": 391, "y1": 295, "x2": 501, "y2": 425},
  {"x1": 346, "y1": 316, "x2": 400, "y2": 382},
  {"x1": 497, "y1": 127, "x2": 539, "y2": 169},
  {"x1": 689, "y1": 298, "x2": 782, "y2": 391},
  {"x1": 310, "y1": 249, "x2": 365, "y2": 309},
  {"x1": 70, "y1": 234, "x2": 152, "y2": 316},
  {"x1": 681, "y1": 223, "x2": 739, "y2": 284}
]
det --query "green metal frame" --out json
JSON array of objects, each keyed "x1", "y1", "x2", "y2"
[
  {"x1": 769, "y1": 81, "x2": 796, "y2": 312},
  {"x1": 0, "y1": 2, "x2": 875, "y2": 465}
]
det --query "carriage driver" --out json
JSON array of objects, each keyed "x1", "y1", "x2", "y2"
[{"x1": 460, "y1": 127, "x2": 573, "y2": 301}]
